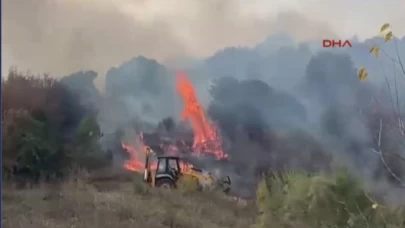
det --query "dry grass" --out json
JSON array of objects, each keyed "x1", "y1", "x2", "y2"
[{"x1": 2, "y1": 177, "x2": 256, "y2": 228}]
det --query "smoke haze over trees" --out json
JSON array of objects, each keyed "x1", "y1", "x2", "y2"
[
  {"x1": 2, "y1": 0, "x2": 405, "y2": 198},
  {"x1": 3, "y1": 29, "x2": 405, "y2": 199},
  {"x1": 3, "y1": 2, "x2": 405, "y2": 227}
]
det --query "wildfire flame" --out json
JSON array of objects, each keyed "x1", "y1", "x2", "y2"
[
  {"x1": 121, "y1": 134, "x2": 147, "y2": 172},
  {"x1": 122, "y1": 140, "x2": 193, "y2": 173},
  {"x1": 176, "y1": 72, "x2": 228, "y2": 159},
  {"x1": 121, "y1": 71, "x2": 228, "y2": 173}
]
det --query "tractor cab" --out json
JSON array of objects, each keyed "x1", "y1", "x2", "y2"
[
  {"x1": 155, "y1": 156, "x2": 181, "y2": 181},
  {"x1": 143, "y1": 149, "x2": 181, "y2": 189}
]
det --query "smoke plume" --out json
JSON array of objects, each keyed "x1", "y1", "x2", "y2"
[{"x1": 3, "y1": 0, "x2": 405, "y2": 199}]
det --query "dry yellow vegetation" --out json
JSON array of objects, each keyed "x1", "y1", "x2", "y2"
[{"x1": 2, "y1": 176, "x2": 256, "y2": 228}]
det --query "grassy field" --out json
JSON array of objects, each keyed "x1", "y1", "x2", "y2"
[
  {"x1": 3, "y1": 170, "x2": 405, "y2": 228},
  {"x1": 2, "y1": 175, "x2": 256, "y2": 228}
]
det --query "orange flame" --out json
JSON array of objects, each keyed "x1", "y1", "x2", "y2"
[
  {"x1": 121, "y1": 71, "x2": 228, "y2": 173},
  {"x1": 122, "y1": 136, "x2": 194, "y2": 173},
  {"x1": 179, "y1": 161, "x2": 194, "y2": 171},
  {"x1": 176, "y1": 72, "x2": 228, "y2": 159},
  {"x1": 121, "y1": 135, "x2": 147, "y2": 172}
]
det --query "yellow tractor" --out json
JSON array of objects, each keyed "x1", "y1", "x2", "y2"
[{"x1": 143, "y1": 147, "x2": 231, "y2": 193}]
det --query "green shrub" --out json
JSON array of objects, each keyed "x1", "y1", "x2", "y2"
[
  {"x1": 133, "y1": 180, "x2": 151, "y2": 196},
  {"x1": 256, "y1": 169, "x2": 405, "y2": 228},
  {"x1": 2, "y1": 70, "x2": 109, "y2": 181}
]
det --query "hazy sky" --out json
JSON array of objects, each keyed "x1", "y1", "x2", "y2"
[{"x1": 2, "y1": 0, "x2": 405, "y2": 87}]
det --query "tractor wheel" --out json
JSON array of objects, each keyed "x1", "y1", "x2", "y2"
[{"x1": 155, "y1": 178, "x2": 175, "y2": 190}]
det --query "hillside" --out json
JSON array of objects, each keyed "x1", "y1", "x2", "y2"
[
  {"x1": 2, "y1": 174, "x2": 256, "y2": 228},
  {"x1": 3, "y1": 171, "x2": 405, "y2": 228},
  {"x1": 3, "y1": 25, "x2": 405, "y2": 228}
]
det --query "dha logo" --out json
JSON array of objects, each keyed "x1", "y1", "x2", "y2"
[{"x1": 322, "y1": 39, "x2": 352, "y2": 48}]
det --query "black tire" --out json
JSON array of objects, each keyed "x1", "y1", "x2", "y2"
[{"x1": 155, "y1": 178, "x2": 175, "y2": 189}]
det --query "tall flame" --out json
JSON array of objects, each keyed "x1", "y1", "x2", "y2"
[
  {"x1": 121, "y1": 72, "x2": 228, "y2": 173},
  {"x1": 121, "y1": 134, "x2": 147, "y2": 172},
  {"x1": 176, "y1": 72, "x2": 228, "y2": 159}
]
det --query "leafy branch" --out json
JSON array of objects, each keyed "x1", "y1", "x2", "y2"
[
  {"x1": 358, "y1": 23, "x2": 403, "y2": 81},
  {"x1": 358, "y1": 24, "x2": 405, "y2": 186}
]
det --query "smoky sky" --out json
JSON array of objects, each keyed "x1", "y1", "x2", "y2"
[
  {"x1": 4, "y1": 0, "x2": 404, "y2": 88},
  {"x1": 1, "y1": 0, "x2": 350, "y2": 88}
]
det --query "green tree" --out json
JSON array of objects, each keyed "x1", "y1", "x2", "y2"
[{"x1": 69, "y1": 112, "x2": 110, "y2": 169}]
